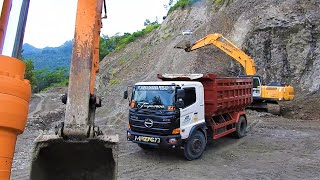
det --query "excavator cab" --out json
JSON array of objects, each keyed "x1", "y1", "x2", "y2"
[
  {"x1": 30, "y1": 0, "x2": 118, "y2": 179},
  {"x1": 252, "y1": 76, "x2": 262, "y2": 97},
  {"x1": 239, "y1": 75, "x2": 262, "y2": 98}
]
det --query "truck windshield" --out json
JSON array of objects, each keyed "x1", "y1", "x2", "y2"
[{"x1": 132, "y1": 85, "x2": 175, "y2": 110}]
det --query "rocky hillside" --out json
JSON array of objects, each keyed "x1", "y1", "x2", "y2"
[{"x1": 95, "y1": 0, "x2": 320, "y2": 119}]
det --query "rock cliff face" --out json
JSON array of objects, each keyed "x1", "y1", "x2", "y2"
[
  {"x1": 238, "y1": 0, "x2": 320, "y2": 92},
  {"x1": 193, "y1": 0, "x2": 320, "y2": 92},
  {"x1": 95, "y1": 0, "x2": 320, "y2": 118}
]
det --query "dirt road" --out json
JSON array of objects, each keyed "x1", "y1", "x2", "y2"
[{"x1": 10, "y1": 93, "x2": 320, "y2": 179}]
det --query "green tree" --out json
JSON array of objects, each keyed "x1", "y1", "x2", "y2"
[
  {"x1": 24, "y1": 59, "x2": 36, "y2": 89},
  {"x1": 167, "y1": 0, "x2": 192, "y2": 14},
  {"x1": 99, "y1": 23, "x2": 160, "y2": 61},
  {"x1": 34, "y1": 67, "x2": 69, "y2": 92}
]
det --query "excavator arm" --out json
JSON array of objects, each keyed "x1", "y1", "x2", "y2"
[
  {"x1": 180, "y1": 33, "x2": 257, "y2": 76},
  {"x1": 175, "y1": 32, "x2": 295, "y2": 115},
  {"x1": 30, "y1": 1, "x2": 118, "y2": 179}
]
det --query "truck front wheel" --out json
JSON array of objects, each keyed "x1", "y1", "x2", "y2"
[
  {"x1": 183, "y1": 131, "x2": 206, "y2": 160},
  {"x1": 234, "y1": 116, "x2": 247, "y2": 138}
]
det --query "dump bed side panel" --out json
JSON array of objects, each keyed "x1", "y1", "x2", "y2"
[
  {"x1": 202, "y1": 78, "x2": 252, "y2": 118},
  {"x1": 159, "y1": 74, "x2": 253, "y2": 118}
]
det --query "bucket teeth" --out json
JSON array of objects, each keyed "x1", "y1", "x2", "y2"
[
  {"x1": 30, "y1": 134, "x2": 119, "y2": 180},
  {"x1": 174, "y1": 40, "x2": 192, "y2": 52}
]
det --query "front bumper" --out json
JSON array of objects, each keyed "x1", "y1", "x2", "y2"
[{"x1": 127, "y1": 129, "x2": 182, "y2": 149}]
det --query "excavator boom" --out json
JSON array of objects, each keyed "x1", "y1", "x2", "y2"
[
  {"x1": 177, "y1": 33, "x2": 256, "y2": 75},
  {"x1": 64, "y1": 0, "x2": 102, "y2": 138},
  {"x1": 175, "y1": 32, "x2": 294, "y2": 114}
]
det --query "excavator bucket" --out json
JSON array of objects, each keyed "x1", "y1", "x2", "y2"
[
  {"x1": 174, "y1": 30, "x2": 195, "y2": 51},
  {"x1": 174, "y1": 39, "x2": 192, "y2": 51},
  {"x1": 30, "y1": 135, "x2": 118, "y2": 180}
]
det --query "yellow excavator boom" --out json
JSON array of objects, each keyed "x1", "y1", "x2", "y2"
[
  {"x1": 186, "y1": 33, "x2": 256, "y2": 76},
  {"x1": 175, "y1": 32, "x2": 295, "y2": 114}
]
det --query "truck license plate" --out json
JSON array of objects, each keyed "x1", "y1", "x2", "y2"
[{"x1": 134, "y1": 135, "x2": 160, "y2": 143}]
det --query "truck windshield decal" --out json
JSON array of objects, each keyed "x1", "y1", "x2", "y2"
[{"x1": 137, "y1": 103, "x2": 165, "y2": 109}]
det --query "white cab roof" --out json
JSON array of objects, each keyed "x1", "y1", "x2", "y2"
[
  {"x1": 135, "y1": 81, "x2": 201, "y2": 87},
  {"x1": 160, "y1": 74, "x2": 204, "y2": 80}
]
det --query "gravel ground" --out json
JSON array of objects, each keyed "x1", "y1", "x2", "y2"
[{"x1": 10, "y1": 92, "x2": 320, "y2": 180}]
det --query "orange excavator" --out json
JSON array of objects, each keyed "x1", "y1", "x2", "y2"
[
  {"x1": 0, "y1": 0, "x2": 118, "y2": 179},
  {"x1": 175, "y1": 33, "x2": 295, "y2": 114}
]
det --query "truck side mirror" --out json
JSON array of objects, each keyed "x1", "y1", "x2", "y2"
[
  {"x1": 123, "y1": 91, "x2": 128, "y2": 99},
  {"x1": 175, "y1": 89, "x2": 185, "y2": 109},
  {"x1": 176, "y1": 89, "x2": 185, "y2": 100},
  {"x1": 175, "y1": 99, "x2": 184, "y2": 109}
]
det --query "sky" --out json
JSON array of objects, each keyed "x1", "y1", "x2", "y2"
[{"x1": 3, "y1": 0, "x2": 169, "y2": 55}]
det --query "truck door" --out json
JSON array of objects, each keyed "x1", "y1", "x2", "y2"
[{"x1": 179, "y1": 87, "x2": 199, "y2": 140}]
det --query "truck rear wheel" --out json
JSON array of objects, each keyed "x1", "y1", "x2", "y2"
[
  {"x1": 234, "y1": 116, "x2": 247, "y2": 138},
  {"x1": 183, "y1": 131, "x2": 206, "y2": 160}
]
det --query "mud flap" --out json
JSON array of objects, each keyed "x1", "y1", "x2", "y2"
[{"x1": 30, "y1": 134, "x2": 118, "y2": 180}]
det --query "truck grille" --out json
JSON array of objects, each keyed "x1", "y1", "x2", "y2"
[{"x1": 129, "y1": 110, "x2": 179, "y2": 135}]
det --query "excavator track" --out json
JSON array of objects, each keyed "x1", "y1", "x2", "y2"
[{"x1": 266, "y1": 103, "x2": 281, "y2": 115}]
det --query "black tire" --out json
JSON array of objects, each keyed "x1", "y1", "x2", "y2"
[
  {"x1": 234, "y1": 116, "x2": 247, "y2": 139},
  {"x1": 183, "y1": 130, "x2": 206, "y2": 160},
  {"x1": 138, "y1": 143, "x2": 155, "y2": 150}
]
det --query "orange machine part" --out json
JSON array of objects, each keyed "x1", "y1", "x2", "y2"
[
  {"x1": 89, "y1": 0, "x2": 102, "y2": 94},
  {"x1": 0, "y1": 55, "x2": 31, "y2": 179},
  {"x1": 0, "y1": 0, "x2": 13, "y2": 54}
]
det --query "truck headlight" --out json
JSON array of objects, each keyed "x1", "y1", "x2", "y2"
[{"x1": 168, "y1": 138, "x2": 178, "y2": 144}]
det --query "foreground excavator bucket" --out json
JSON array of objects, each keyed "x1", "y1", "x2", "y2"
[
  {"x1": 30, "y1": 135, "x2": 118, "y2": 180},
  {"x1": 30, "y1": 0, "x2": 118, "y2": 179}
]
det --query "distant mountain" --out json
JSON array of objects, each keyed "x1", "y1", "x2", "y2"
[{"x1": 22, "y1": 41, "x2": 72, "y2": 70}]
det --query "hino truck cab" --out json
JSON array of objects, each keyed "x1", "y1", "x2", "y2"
[
  {"x1": 125, "y1": 81, "x2": 207, "y2": 159},
  {"x1": 124, "y1": 74, "x2": 252, "y2": 160}
]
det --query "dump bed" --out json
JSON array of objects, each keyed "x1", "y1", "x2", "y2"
[{"x1": 158, "y1": 74, "x2": 253, "y2": 118}]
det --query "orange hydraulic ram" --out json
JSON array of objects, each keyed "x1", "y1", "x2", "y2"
[
  {"x1": 0, "y1": 56, "x2": 31, "y2": 179},
  {"x1": 0, "y1": 0, "x2": 31, "y2": 179}
]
